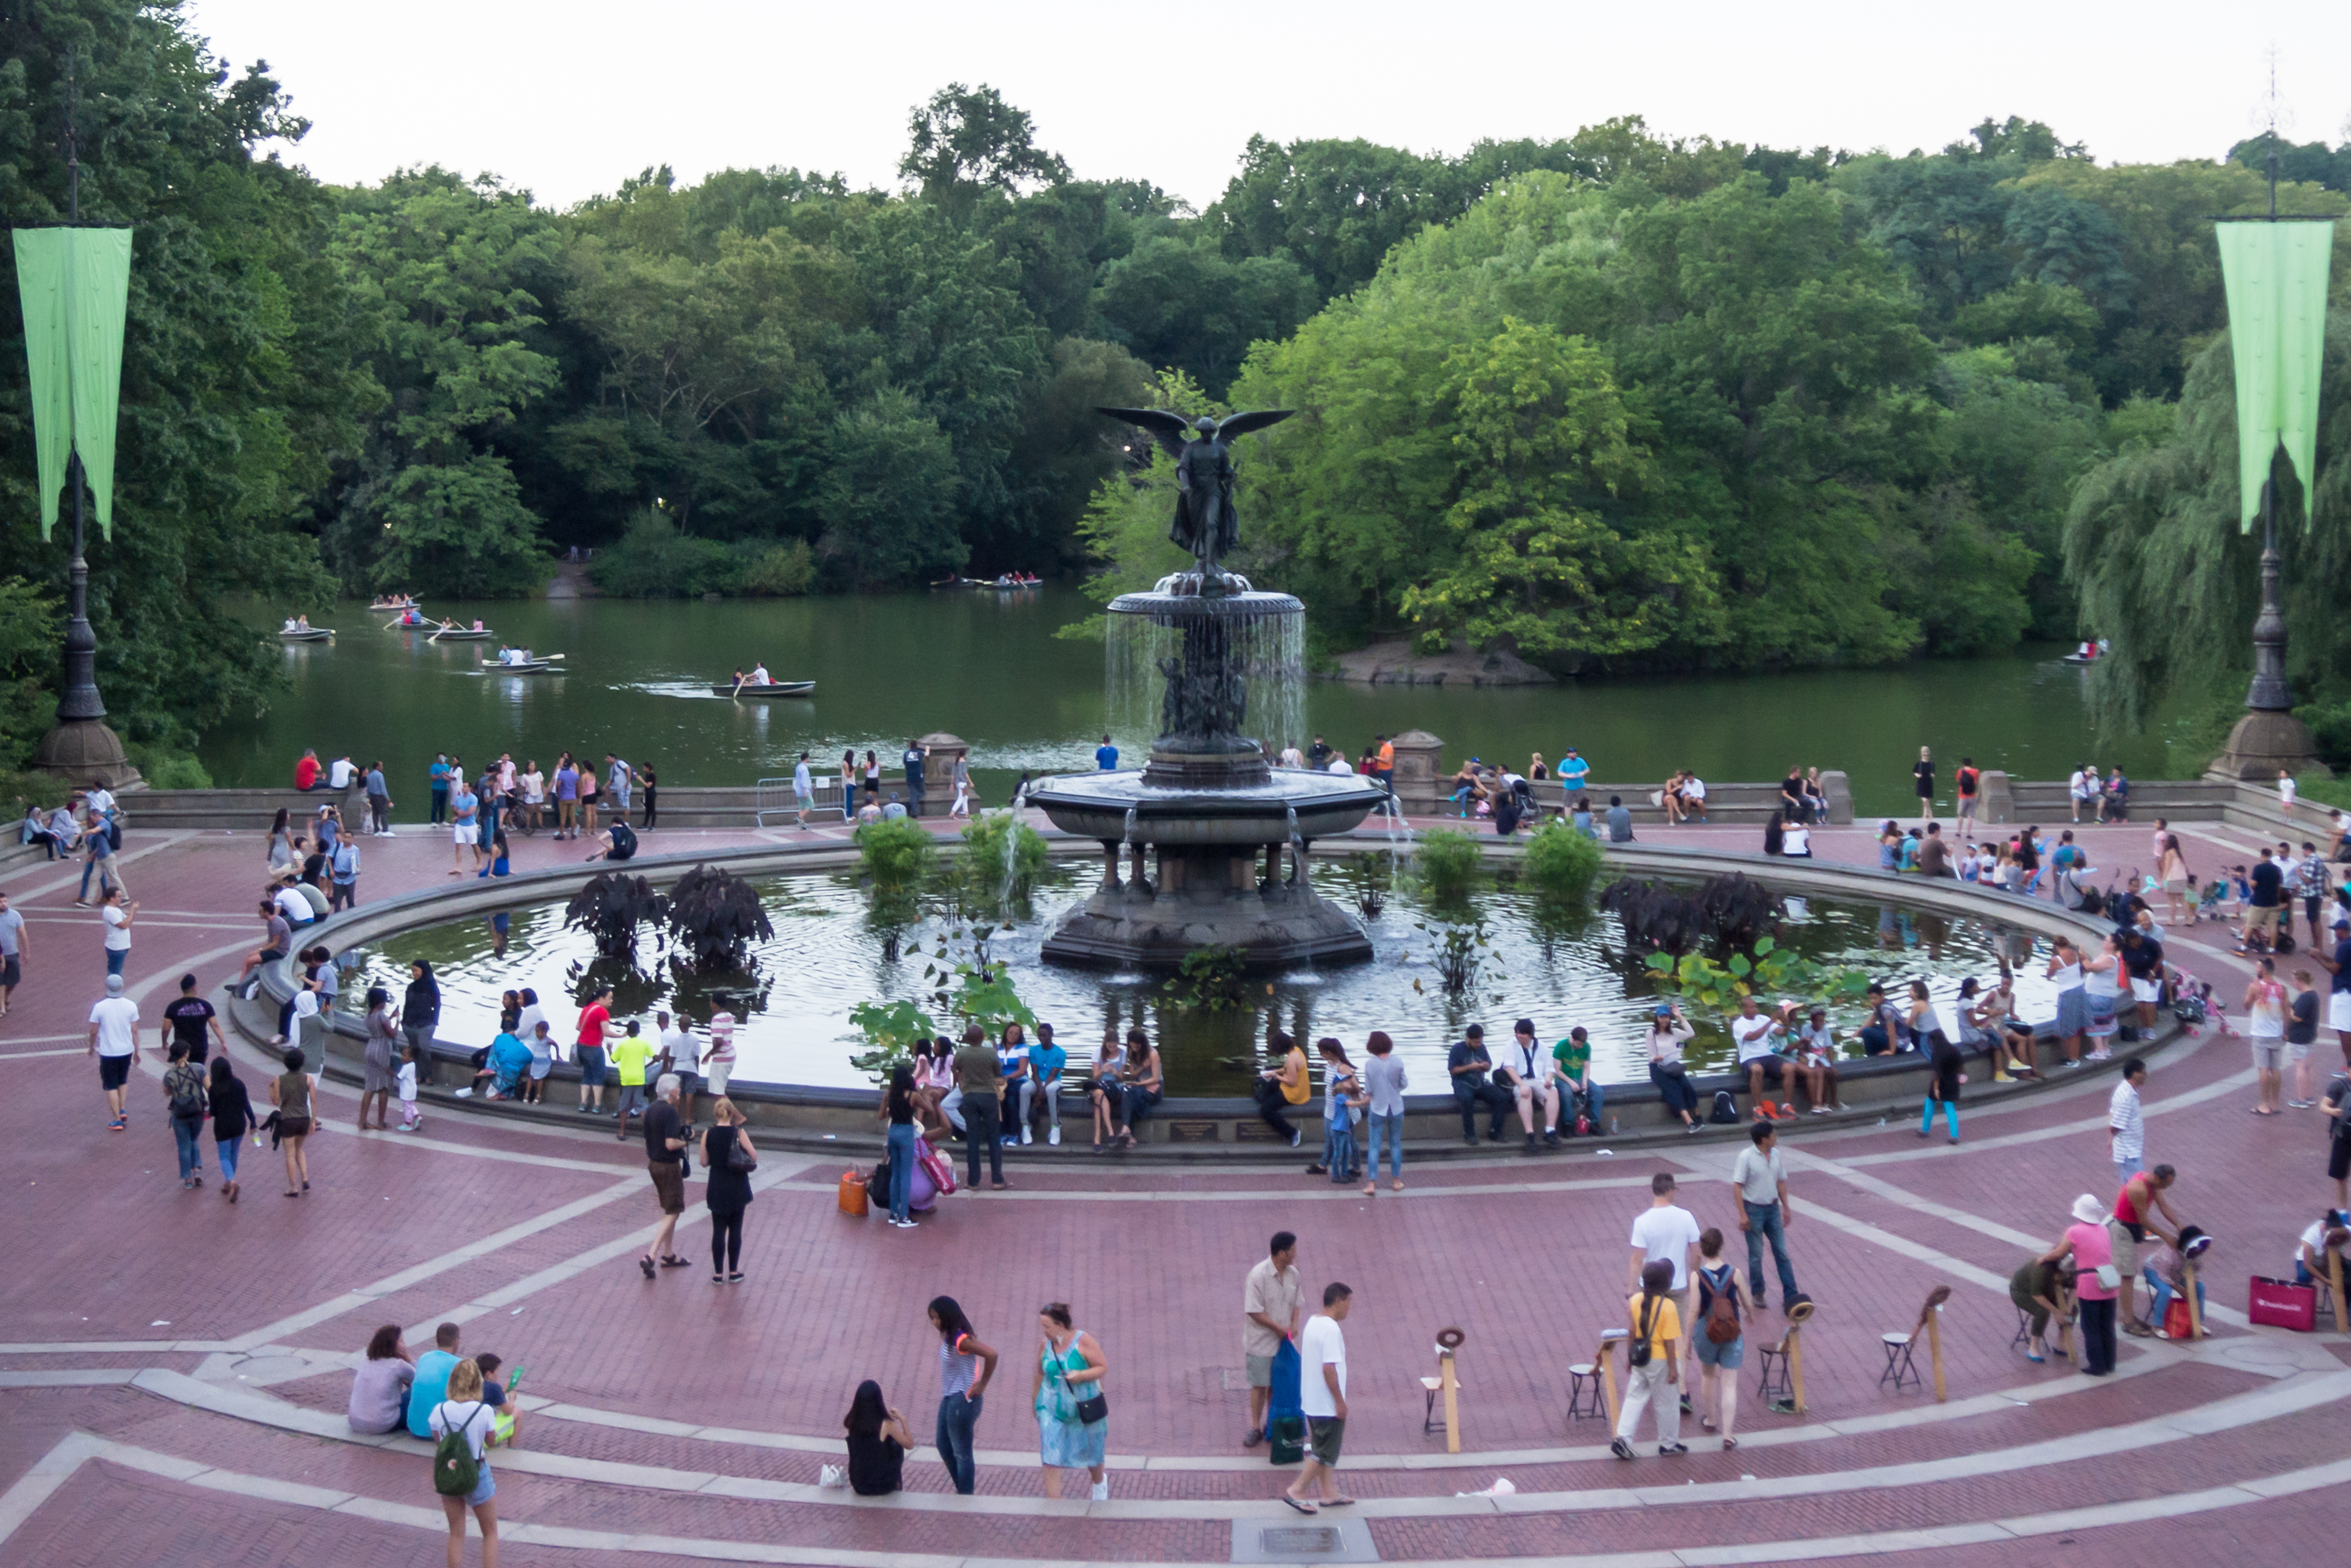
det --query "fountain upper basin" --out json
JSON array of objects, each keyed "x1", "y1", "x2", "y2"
[{"x1": 1025, "y1": 767, "x2": 1389, "y2": 844}]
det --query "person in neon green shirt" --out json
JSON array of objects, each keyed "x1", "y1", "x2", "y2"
[
  {"x1": 610, "y1": 1021, "x2": 656, "y2": 1138},
  {"x1": 1553, "y1": 1027, "x2": 1604, "y2": 1133}
]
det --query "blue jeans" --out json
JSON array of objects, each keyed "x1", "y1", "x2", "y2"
[
  {"x1": 1453, "y1": 1079, "x2": 1509, "y2": 1138},
  {"x1": 886, "y1": 1122, "x2": 916, "y2": 1221},
  {"x1": 1920, "y1": 1097, "x2": 1960, "y2": 1139},
  {"x1": 1567, "y1": 1080, "x2": 1605, "y2": 1128},
  {"x1": 217, "y1": 1136, "x2": 241, "y2": 1184},
  {"x1": 2144, "y1": 1268, "x2": 2204, "y2": 1326},
  {"x1": 935, "y1": 1392, "x2": 981, "y2": 1495},
  {"x1": 80, "y1": 851, "x2": 117, "y2": 901},
  {"x1": 1321, "y1": 1119, "x2": 1357, "y2": 1182},
  {"x1": 1742, "y1": 1200, "x2": 1800, "y2": 1305},
  {"x1": 429, "y1": 788, "x2": 447, "y2": 825},
  {"x1": 2114, "y1": 1155, "x2": 2144, "y2": 1182},
  {"x1": 1364, "y1": 1111, "x2": 1403, "y2": 1179},
  {"x1": 105, "y1": 947, "x2": 127, "y2": 978},
  {"x1": 1650, "y1": 1062, "x2": 1698, "y2": 1119},
  {"x1": 171, "y1": 1117, "x2": 203, "y2": 1180}
]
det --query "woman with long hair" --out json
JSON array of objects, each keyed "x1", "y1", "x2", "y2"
[
  {"x1": 2158, "y1": 833, "x2": 2192, "y2": 925},
  {"x1": 359, "y1": 986, "x2": 398, "y2": 1131},
  {"x1": 927, "y1": 1295, "x2": 997, "y2": 1495},
  {"x1": 266, "y1": 807, "x2": 297, "y2": 875},
  {"x1": 348, "y1": 1323, "x2": 415, "y2": 1435},
  {"x1": 428, "y1": 1357, "x2": 506, "y2": 1566},
  {"x1": 701, "y1": 1098, "x2": 758, "y2": 1282},
  {"x1": 842, "y1": 1379, "x2": 913, "y2": 1496},
  {"x1": 879, "y1": 1066, "x2": 921, "y2": 1228},
  {"x1": 208, "y1": 1056, "x2": 253, "y2": 1202},
  {"x1": 1030, "y1": 1302, "x2": 1109, "y2": 1499},
  {"x1": 268, "y1": 1045, "x2": 316, "y2": 1197}
]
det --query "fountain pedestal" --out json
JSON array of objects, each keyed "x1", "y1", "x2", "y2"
[{"x1": 1029, "y1": 587, "x2": 1386, "y2": 970}]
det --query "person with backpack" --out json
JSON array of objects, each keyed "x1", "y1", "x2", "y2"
[
  {"x1": 700, "y1": 1097, "x2": 758, "y2": 1283},
  {"x1": 162, "y1": 1042, "x2": 209, "y2": 1189},
  {"x1": 429, "y1": 1356, "x2": 508, "y2": 1566},
  {"x1": 1610, "y1": 1259, "x2": 1686, "y2": 1459},
  {"x1": 1690, "y1": 1229, "x2": 1753, "y2": 1450}
]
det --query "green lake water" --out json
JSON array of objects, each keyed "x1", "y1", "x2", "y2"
[{"x1": 206, "y1": 587, "x2": 2166, "y2": 815}]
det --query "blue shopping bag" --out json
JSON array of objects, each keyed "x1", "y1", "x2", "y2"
[{"x1": 1267, "y1": 1335, "x2": 1305, "y2": 1464}]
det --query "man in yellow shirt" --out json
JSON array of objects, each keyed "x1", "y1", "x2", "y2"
[
  {"x1": 1610, "y1": 1259, "x2": 1686, "y2": 1458},
  {"x1": 610, "y1": 1021, "x2": 657, "y2": 1139}
]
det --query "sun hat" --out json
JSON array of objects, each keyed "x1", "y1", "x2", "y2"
[{"x1": 2069, "y1": 1193, "x2": 2103, "y2": 1225}]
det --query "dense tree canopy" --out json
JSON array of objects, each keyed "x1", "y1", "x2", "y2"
[{"x1": 5, "y1": 0, "x2": 2351, "y2": 774}]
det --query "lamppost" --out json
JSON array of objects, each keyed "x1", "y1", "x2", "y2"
[
  {"x1": 2204, "y1": 133, "x2": 2333, "y2": 783},
  {"x1": 15, "y1": 57, "x2": 138, "y2": 788}
]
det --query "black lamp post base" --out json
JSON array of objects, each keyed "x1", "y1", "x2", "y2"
[
  {"x1": 31, "y1": 718, "x2": 142, "y2": 790},
  {"x1": 2205, "y1": 709, "x2": 2330, "y2": 783}
]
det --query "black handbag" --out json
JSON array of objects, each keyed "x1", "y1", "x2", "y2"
[{"x1": 1075, "y1": 1388, "x2": 1108, "y2": 1425}]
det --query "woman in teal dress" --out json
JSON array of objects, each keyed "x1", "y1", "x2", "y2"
[{"x1": 1030, "y1": 1303, "x2": 1108, "y2": 1500}]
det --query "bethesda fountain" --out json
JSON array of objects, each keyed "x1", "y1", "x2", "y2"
[{"x1": 1027, "y1": 408, "x2": 1389, "y2": 968}]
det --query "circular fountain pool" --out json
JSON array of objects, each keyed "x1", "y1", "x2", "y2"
[{"x1": 334, "y1": 853, "x2": 2059, "y2": 1094}]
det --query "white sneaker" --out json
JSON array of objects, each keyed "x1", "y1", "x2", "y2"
[
  {"x1": 1088, "y1": 1478, "x2": 1108, "y2": 1501},
  {"x1": 1048, "y1": 1125, "x2": 1060, "y2": 1146},
  {"x1": 1020, "y1": 1126, "x2": 1032, "y2": 1145}
]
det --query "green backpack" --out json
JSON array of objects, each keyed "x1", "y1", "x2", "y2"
[{"x1": 432, "y1": 1402, "x2": 487, "y2": 1497}]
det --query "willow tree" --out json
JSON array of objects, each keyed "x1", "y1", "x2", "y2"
[{"x1": 2063, "y1": 314, "x2": 2351, "y2": 746}]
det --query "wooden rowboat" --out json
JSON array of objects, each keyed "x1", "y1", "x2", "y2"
[
  {"x1": 420, "y1": 628, "x2": 493, "y2": 641},
  {"x1": 710, "y1": 681, "x2": 816, "y2": 698},
  {"x1": 279, "y1": 627, "x2": 334, "y2": 641},
  {"x1": 482, "y1": 658, "x2": 563, "y2": 674}
]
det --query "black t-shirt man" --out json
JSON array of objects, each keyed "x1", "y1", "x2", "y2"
[
  {"x1": 1780, "y1": 773, "x2": 1805, "y2": 813},
  {"x1": 164, "y1": 994, "x2": 217, "y2": 1064},
  {"x1": 643, "y1": 1099, "x2": 684, "y2": 1165},
  {"x1": 2251, "y1": 858, "x2": 2284, "y2": 909}
]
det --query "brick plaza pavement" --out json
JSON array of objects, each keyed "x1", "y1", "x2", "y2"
[{"x1": 0, "y1": 810, "x2": 2343, "y2": 1564}]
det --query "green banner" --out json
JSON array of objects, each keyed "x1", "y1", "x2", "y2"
[
  {"x1": 2215, "y1": 219, "x2": 2334, "y2": 531},
  {"x1": 12, "y1": 227, "x2": 133, "y2": 541}
]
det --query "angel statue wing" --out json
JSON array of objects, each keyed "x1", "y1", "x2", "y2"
[
  {"x1": 1096, "y1": 407, "x2": 1195, "y2": 461},
  {"x1": 1209, "y1": 409, "x2": 1295, "y2": 440}
]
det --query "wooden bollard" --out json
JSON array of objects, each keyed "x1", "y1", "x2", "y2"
[
  {"x1": 1926, "y1": 1303, "x2": 1947, "y2": 1402},
  {"x1": 1435, "y1": 1327, "x2": 1466, "y2": 1455},
  {"x1": 1598, "y1": 1328, "x2": 1628, "y2": 1429},
  {"x1": 2328, "y1": 1249, "x2": 2347, "y2": 1335},
  {"x1": 1776, "y1": 1299, "x2": 1814, "y2": 1416}
]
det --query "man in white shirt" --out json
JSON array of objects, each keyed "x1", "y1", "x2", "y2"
[
  {"x1": 656, "y1": 1009, "x2": 701, "y2": 1123},
  {"x1": 100, "y1": 887, "x2": 136, "y2": 979},
  {"x1": 1730, "y1": 996, "x2": 1789, "y2": 1108},
  {"x1": 1497, "y1": 1017, "x2": 1560, "y2": 1152},
  {"x1": 1682, "y1": 775, "x2": 1707, "y2": 822},
  {"x1": 1278, "y1": 743, "x2": 1305, "y2": 769},
  {"x1": 327, "y1": 755, "x2": 356, "y2": 791},
  {"x1": 273, "y1": 880, "x2": 314, "y2": 931},
  {"x1": 1731, "y1": 1121, "x2": 1802, "y2": 1309},
  {"x1": 1629, "y1": 1172, "x2": 1704, "y2": 1352},
  {"x1": 1283, "y1": 1282, "x2": 1353, "y2": 1513},
  {"x1": 792, "y1": 752, "x2": 814, "y2": 829},
  {"x1": 2108, "y1": 1057, "x2": 2147, "y2": 1183},
  {"x1": 87, "y1": 973, "x2": 141, "y2": 1130},
  {"x1": 750, "y1": 662, "x2": 771, "y2": 686}
]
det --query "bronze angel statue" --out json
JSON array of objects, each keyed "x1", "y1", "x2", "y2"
[{"x1": 1097, "y1": 408, "x2": 1294, "y2": 589}]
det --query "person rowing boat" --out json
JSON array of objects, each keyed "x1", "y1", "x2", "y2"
[{"x1": 496, "y1": 645, "x2": 535, "y2": 667}]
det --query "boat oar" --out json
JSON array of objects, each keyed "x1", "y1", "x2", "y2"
[{"x1": 730, "y1": 671, "x2": 747, "y2": 699}]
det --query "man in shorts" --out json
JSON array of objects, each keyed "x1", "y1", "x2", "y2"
[
  {"x1": 1241, "y1": 1231, "x2": 1301, "y2": 1447},
  {"x1": 2239, "y1": 847, "x2": 2285, "y2": 954},
  {"x1": 87, "y1": 973, "x2": 139, "y2": 1131},
  {"x1": 575, "y1": 985, "x2": 613, "y2": 1114},
  {"x1": 0, "y1": 891, "x2": 24, "y2": 1015},
  {"x1": 2112, "y1": 1163, "x2": 2183, "y2": 1335},
  {"x1": 1283, "y1": 1282, "x2": 1352, "y2": 1513},
  {"x1": 448, "y1": 772, "x2": 481, "y2": 876},
  {"x1": 637, "y1": 1074, "x2": 689, "y2": 1279}
]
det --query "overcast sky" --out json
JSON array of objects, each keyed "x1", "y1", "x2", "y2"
[{"x1": 185, "y1": 1, "x2": 2351, "y2": 211}]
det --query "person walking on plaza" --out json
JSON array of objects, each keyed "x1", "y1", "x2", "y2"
[
  {"x1": 1691, "y1": 1229, "x2": 1752, "y2": 1450},
  {"x1": 638, "y1": 1074, "x2": 691, "y2": 1278},
  {"x1": 1610, "y1": 1259, "x2": 1686, "y2": 1459},
  {"x1": 2109, "y1": 1057, "x2": 2147, "y2": 1184},
  {"x1": 1731, "y1": 1122, "x2": 1801, "y2": 1311},
  {"x1": 160, "y1": 971, "x2": 222, "y2": 1067},
  {"x1": 928, "y1": 1295, "x2": 997, "y2": 1497},
  {"x1": 1361, "y1": 1030, "x2": 1407, "y2": 1193},
  {"x1": 0, "y1": 890, "x2": 25, "y2": 1016},
  {"x1": 954, "y1": 1024, "x2": 1007, "y2": 1188},
  {"x1": 1920, "y1": 1003, "x2": 1964, "y2": 1143},
  {"x1": 1283, "y1": 1283, "x2": 1354, "y2": 1513},
  {"x1": 792, "y1": 752, "x2": 814, "y2": 829},
  {"x1": 88, "y1": 973, "x2": 139, "y2": 1130},
  {"x1": 329, "y1": 831, "x2": 360, "y2": 911},
  {"x1": 1243, "y1": 1232, "x2": 1302, "y2": 1447},
  {"x1": 98, "y1": 884, "x2": 135, "y2": 979},
  {"x1": 268, "y1": 1045, "x2": 316, "y2": 1197},
  {"x1": 1955, "y1": 756, "x2": 1980, "y2": 825},
  {"x1": 365, "y1": 759, "x2": 392, "y2": 835},
  {"x1": 2246, "y1": 957, "x2": 2289, "y2": 1115},
  {"x1": 701, "y1": 1097, "x2": 757, "y2": 1284},
  {"x1": 163, "y1": 1042, "x2": 209, "y2": 1189},
  {"x1": 208, "y1": 1056, "x2": 252, "y2": 1203},
  {"x1": 1255, "y1": 1029, "x2": 1309, "y2": 1148},
  {"x1": 2045, "y1": 1195, "x2": 2118, "y2": 1375},
  {"x1": 1447, "y1": 1024, "x2": 1510, "y2": 1144},
  {"x1": 2287, "y1": 969, "x2": 2321, "y2": 1108},
  {"x1": 1031, "y1": 1302, "x2": 1109, "y2": 1500},
  {"x1": 1629, "y1": 1171, "x2": 1703, "y2": 1348},
  {"x1": 428, "y1": 1357, "x2": 506, "y2": 1568}
]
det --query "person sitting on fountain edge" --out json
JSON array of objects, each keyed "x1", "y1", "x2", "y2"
[{"x1": 1447, "y1": 1024, "x2": 1511, "y2": 1145}]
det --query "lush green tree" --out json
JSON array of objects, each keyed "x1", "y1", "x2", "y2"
[
  {"x1": 2227, "y1": 133, "x2": 2351, "y2": 194},
  {"x1": 899, "y1": 82, "x2": 1069, "y2": 217},
  {"x1": 320, "y1": 168, "x2": 561, "y2": 595},
  {"x1": 813, "y1": 387, "x2": 963, "y2": 588},
  {"x1": 1090, "y1": 233, "x2": 1316, "y2": 396},
  {"x1": 0, "y1": 1, "x2": 365, "y2": 765}
]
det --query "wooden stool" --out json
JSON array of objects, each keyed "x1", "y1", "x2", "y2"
[
  {"x1": 1756, "y1": 1338, "x2": 1791, "y2": 1406},
  {"x1": 1421, "y1": 1373, "x2": 1466, "y2": 1434},
  {"x1": 1565, "y1": 1363, "x2": 1606, "y2": 1420},
  {"x1": 1879, "y1": 1331, "x2": 1922, "y2": 1394}
]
